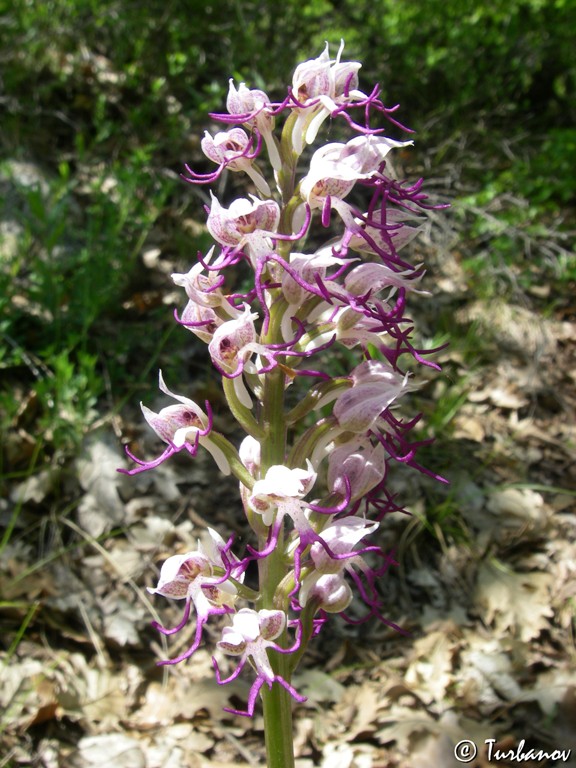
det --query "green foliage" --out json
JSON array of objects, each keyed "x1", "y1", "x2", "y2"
[
  {"x1": 511, "y1": 128, "x2": 576, "y2": 206},
  {"x1": 0, "y1": 147, "x2": 171, "y2": 458},
  {"x1": 452, "y1": 125, "x2": 575, "y2": 298},
  {"x1": 359, "y1": 0, "x2": 576, "y2": 127}
]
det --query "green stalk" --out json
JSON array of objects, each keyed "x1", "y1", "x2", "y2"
[
  {"x1": 257, "y1": 299, "x2": 295, "y2": 768},
  {"x1": 222, "y1": 375, "x2": 267, "y2": 439},
  {"x1": 260, "y1": 680, "x2": 296, "y2": 768}
]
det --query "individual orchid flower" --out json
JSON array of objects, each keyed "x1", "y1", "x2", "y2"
[
  {"x1": 172, "y1": 246, "x2": 230, "y2": 309},
  {"x1": 119, "y1": 371, "x2": 231, "y2": 475},
  {"x1": 298, "y1": 572, "x2": 353, "y2": 613},
  {"x1": 225, "y1": 81, "x2": 282, "y2": 171},
  {"x1": 178, "y1": 300, "x2": 224, "y2": 343},
  {"x1": 208, "y1": 304, "x2": 259, "y2": 376},
  {"x1": 291, "y1": 41, "x2": 366, "y2": 153},
  {"x1": 279, "y1": 249, "x2": 351, "y2": 340},
  {"x1": 172, "y1": 249, "x2": 242, "y2": 341},
  {"x1": 343, "y1": 261, "x2": 426, "y2": 300},
  {"x1": 213, "y1": 608, "x2": 305, "y2": 716},
  {"x1": 333, "y1": 360, "x2": 408, "y2": 433},
  {"x1": 148, "y1": 528, "x2": 243, "y2": 664},
  {"x1": 331, "y1": 306, "x2": 393, "y2": 349},
  {"x1": 247, "y1": 460, "x2": 352, "y2": 587},
  {"x1": 207, "y1": 303, "x2": 286, "y2": 408},
  {"x1": 249, "y1": 461, "x2": 317, "y2": 527},
  {"x1": 346, "y1": 208, "x2": 425, "y2": 261},
  {"x1": 280, "y1": 249, "x2": 351, "y2": 306},
  {"x1": 198, "y1": 128, "x2": 270, "y2": 196},
  {"x1": 300, "y1": 135, "x2": 414, "y2": 229},
  {"x1": 206, "y1": 193, "x2": 280, "y2": 267}
]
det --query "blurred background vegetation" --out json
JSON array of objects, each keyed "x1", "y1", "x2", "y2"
[{"x1": 1, "y1": 0, "x2": 574, "y2": 476}]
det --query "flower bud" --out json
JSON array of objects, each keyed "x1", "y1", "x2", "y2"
[
  {"x1": 327, "y1": 440, "x2": 386, "y2": 501},
  {"x1": 299, "y1": 572, "x2": 352, "y2": 613},
  {"x1": 239, "y1": 435, "x2": 261, "y2": 475}
]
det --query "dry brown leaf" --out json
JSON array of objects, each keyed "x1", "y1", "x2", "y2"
[
  {"x1": 294, "y1": 669, "x2": 346, "y2": 705},
  {"x1": 375, "y1": 703, "x2": 437, "y2": 753},
  {"x1": 57, "y1": 653, "x2": 128, "y2": 726},
  {"x1": 405, "y1": 629, "x2": 457, "y2": 707},
  {"x1": 0, "y1": 657, "x2": 59, "y2": 731},
  {"x1": 460, "y1": 635, "x2": 522, "y2": 702},
  {"x1": 333, "y1": 681, "x2": 382, "y2": 741},
  {"x1": 76, "y1": 431, "x2": 127, "y2": 537},
  {"x1": 475, "y1": 560, "x2": 554, "y2": 641},
  {"x1": 69, "y1": 734, "x2": 146, "y2": 768},
  {"x1": 486, "y1": 488, "x2": 548, "y2": 527},
  {"x1": 131, "y1": 675, "x2": 247, "y2": 729}
]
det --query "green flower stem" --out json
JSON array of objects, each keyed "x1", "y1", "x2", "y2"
[
  {"x1": 277, "y1": 112, "x2": 300, "y2": 204},
  {"x1": 257, "y1": 296, "x2": 296, "y2": 768},
  {"x1": 260, "y1": 680, "x2": 296, "y2": 768},
  {"x1": 221, "y1": 375, "x2": 266, "y2": 439}
]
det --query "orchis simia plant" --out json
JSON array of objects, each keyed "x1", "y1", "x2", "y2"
[{"x1": 119, "y1": 41, "x2": 446, "y2": 768}]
